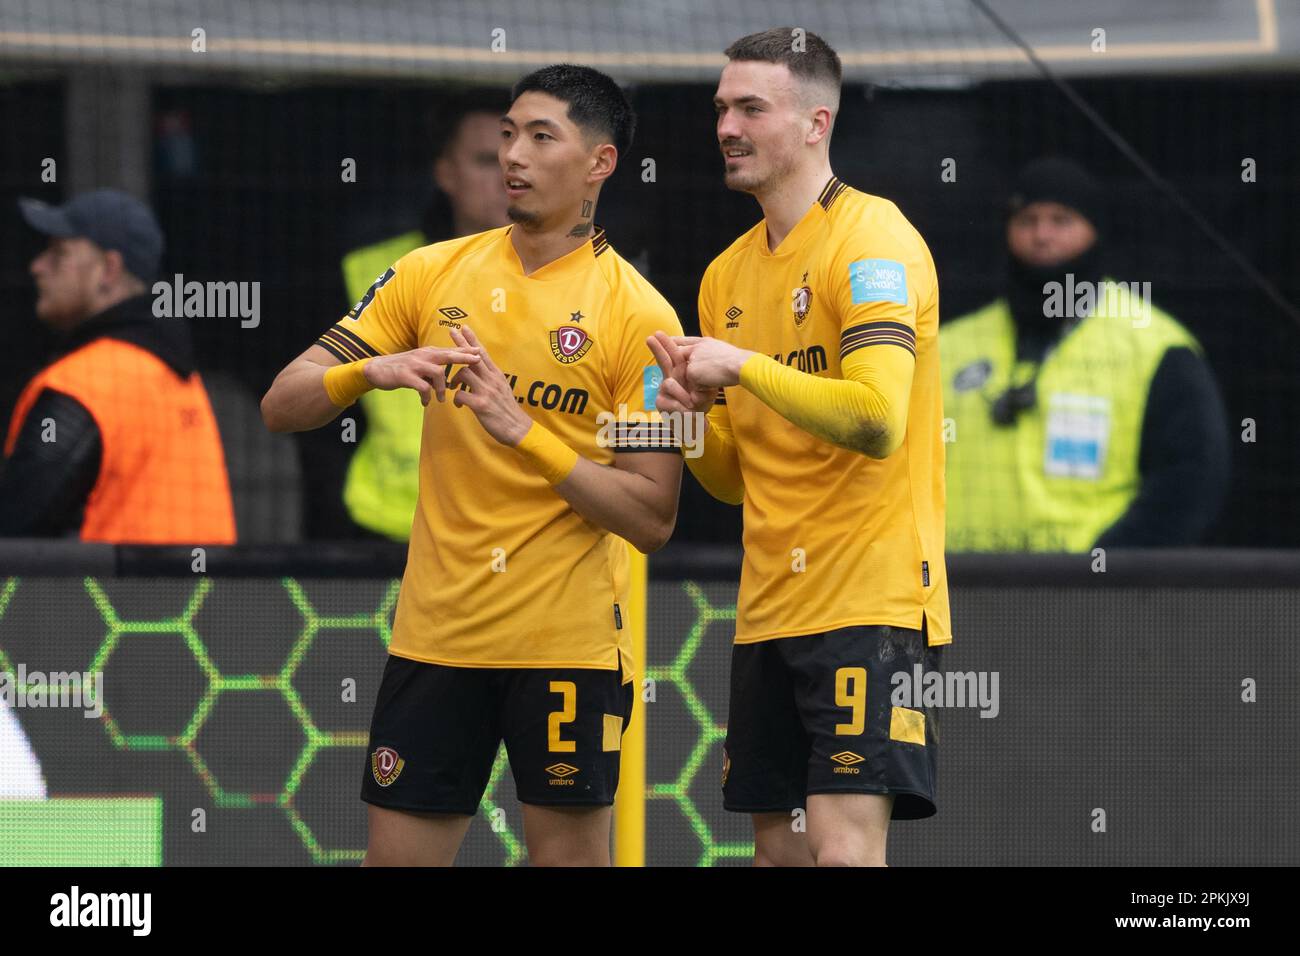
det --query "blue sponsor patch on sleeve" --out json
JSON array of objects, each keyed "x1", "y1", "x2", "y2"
[
  {"x1": 642, "y1": 364, "x2": 663, "y2": 409},
  {"x1": 848, "y1": 258, "x2": 908, "y2": 306}
]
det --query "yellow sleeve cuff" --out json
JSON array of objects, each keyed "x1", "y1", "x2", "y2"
[
  {"x1": 322, "y1": 359, "x2": 373, "y2": 408},
  {"x1": 515, "y1": 421, "x2": 580, "y2": 486}
]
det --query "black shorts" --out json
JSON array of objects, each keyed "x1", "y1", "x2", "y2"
[
  {"x1": 361, "y1": 655, "x2": 635, "y2": 815},
  {"x1": 722, "y1": 621, "x2": 943, "y2": 820}
]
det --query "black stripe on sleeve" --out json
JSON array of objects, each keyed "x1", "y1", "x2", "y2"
[
  {"x1": 840, "y1": 320, "x2": 917, "y2": 359},
  {"x1": 327, "y1": 323, "x2": 383, "y2": 359},
  {"x1": 611, "y1": 421, "x2": 681, "y2": 451},
  {"x1": 316, "y1": 337, "x2": 354, "y2": 364}
]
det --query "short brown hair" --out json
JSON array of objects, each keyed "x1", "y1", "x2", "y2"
[{"x1": 724, "y1": 27, "x2": 842, "y2": 95}]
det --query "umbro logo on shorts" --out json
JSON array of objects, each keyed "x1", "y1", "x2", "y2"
[
  {"x1": 546, "y1": 763, "x2": 579, "y2": 787},
  {"x1": 831, "y1": 751, "x2": 864, "y2": 774}
]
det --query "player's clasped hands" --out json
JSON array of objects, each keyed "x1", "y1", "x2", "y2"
[
  {"x1": 362, "y1": 345, "x2": 480, "y2": 407},
  {"x1": 647, "y1": 331, "x2": 753, "y2": 416},
  {"x1": 447, "y1": 326, "x2": 535, "y2": 447}
]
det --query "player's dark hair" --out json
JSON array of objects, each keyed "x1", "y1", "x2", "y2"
[
  {"x1": 429, "y1": 87, "x2": 511, "y2": 159},
  {"x1": 724, "y1": 27, "x2": 842, "y2": 91},
  {"x1": 510, "y1": 64, "x2": 636, "y2": 157}
]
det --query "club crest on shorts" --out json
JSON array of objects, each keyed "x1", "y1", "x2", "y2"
[
  {"x1": 721, "y1": 747, "x2": 731, "y2": 787},
  {"x1": 791, "y1": 285, "x2": 813, "y2": 327},
  {"x1": 550, "y1": 325, "x2": 592, "y2": 364},
  {"x1": 371, "y1": 746, "x2": 405, "y2": 787}
]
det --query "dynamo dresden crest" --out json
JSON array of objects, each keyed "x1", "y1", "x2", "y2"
[
  {"x1": 371, "y1": 746, "x2": 405, "y2": 787},
  {"x1": 550, "y1": 325, "x2": 593, "y2": 364},
  {"x1": 791, "y1": 285, "x2": 813, "y2": 327}
]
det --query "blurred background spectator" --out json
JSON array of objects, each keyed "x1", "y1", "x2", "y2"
[
  {"x1": 0, "y1": 189, "x2": 236, "y2": 543},
  {"x1": 941, "y1": 158, "x2": 1230, "y2": 551},
  {"x1": 334, "y1": 89, "x2": 510, "y2": 542}
]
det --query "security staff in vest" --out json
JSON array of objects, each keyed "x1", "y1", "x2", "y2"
[
  {"x1": 940, "y1": 157, "x2": 1229, "y2": 551},
  {"x1": 338, "y1": 89, "x2": 510, "y2": 541},
  {"x1": 0, "y1": 189, "x2": 236, "y2": 543}
]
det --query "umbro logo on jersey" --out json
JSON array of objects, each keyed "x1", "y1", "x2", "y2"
[
  {"x1": 725, "y1": 305, "x2": 743, "y2": 328},
  {"x1": 371, "y1": 746, "x2": 405, "y2": 787},
  {"x1": 438, "y1": 305, "x2": 468, "y2": 328},
  {"x1": 550, "y1": 325, "x2": 593, "y2": 364},
  {"x1": 546, "y1": 762, "x2": 579, "y2": 786}
]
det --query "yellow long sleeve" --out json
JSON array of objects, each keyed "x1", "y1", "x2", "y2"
[
  {"x1": 737, "y1": 345, "x2": 914, "y2": 458},
  {"x1": 684, "y1": 395, "x2": 745, "y2": 504}
]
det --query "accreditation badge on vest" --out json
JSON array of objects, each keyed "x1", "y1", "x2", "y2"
[{"x1": 1044, "y1": 393, "x2": 1111, "y2": 480}]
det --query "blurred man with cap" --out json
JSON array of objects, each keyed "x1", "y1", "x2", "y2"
[
  {"x1": 0, "y1": 188, "x2": 236, "y2": 543},
  {"x1": 940, "y1": 157, "x2": 1230, "y2": 551}
]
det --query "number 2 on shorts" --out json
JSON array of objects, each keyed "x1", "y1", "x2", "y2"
[{"x1": 548, "y1": 680, "x2": 577, "y2": 752}]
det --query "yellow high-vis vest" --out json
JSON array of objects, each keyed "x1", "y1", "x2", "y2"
[
  {"x1": 939, "y1": 280, "x2": 1201, "y2": 552},
  {"x1": 339, "y1": 230, "x2": 426, "y2": 540}
]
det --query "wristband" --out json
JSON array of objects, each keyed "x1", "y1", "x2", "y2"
[
  {"x1": 323, "y1": 359, "x2": 373, "y2": 408},
  {"x1": 515, "y1": 421, "x2": 579, "y2": 485}
]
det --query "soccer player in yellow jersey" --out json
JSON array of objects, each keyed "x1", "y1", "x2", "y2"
[
  {"x1": 651, "y1": 29, "x2": 952, "y2": 866},
  {"x1": 262, "y1": 66, "x2": 684, "y2": 866}
]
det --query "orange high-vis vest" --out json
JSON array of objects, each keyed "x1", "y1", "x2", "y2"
[{"x1": 4, "y1": 338, "x2": 236, "y2": 544}]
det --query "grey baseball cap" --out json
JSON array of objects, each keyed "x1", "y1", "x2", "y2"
[{"x1": 18, "y1": 188, "x2": 164, "y2": 282}]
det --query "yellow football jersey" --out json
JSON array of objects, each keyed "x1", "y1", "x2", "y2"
[
  {"x1": 316, "y1": 225, "x2": 683, "y2": 677},
  {"x1": 700, "y1": 178, "x2": 951, "y2": 646}
]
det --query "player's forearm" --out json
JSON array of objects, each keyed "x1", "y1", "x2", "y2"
[
  {"x1": 554, "y1": 456, "x2": 680, "y2": 554},
  {"x1": 737, "y1": 351, "x2": 911, "y2": 459},
  {"x1": 685, "y1": 415, "x2": 745, "y2": 505},
  {"x1": 510, "y1": 420, "x2": 678, "y2": 553},
  {"x1": 262, "y1": 358, "x2": 356, "y2": 433}
]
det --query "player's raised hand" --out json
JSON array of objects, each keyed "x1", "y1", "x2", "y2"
[
  {"x1": 363, "y1": 346, "x2": 480, "y2": 406},
  {"x1": 676, "y1": 335, "x2": 753, "y2": 390},
  {"x1": 447, "y1": 326, "x2": 533, "y2": 446},
  {"x1": 648, "y1": 331, "x2": 715, "y2": 416}
]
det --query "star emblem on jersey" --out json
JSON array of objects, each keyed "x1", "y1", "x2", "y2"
[
  {"x1": 792, "y1": 285, "x2": 813, "y2": 327},
  {"x1": 550, "y1": 325, "x2": 593, "y2": 364},
  {"x1": 371, "y1": 746, "x2": 405, "y2": 787},
  {"x1": 569, "y1": 310, "x2": 585, "y2": 323}
]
